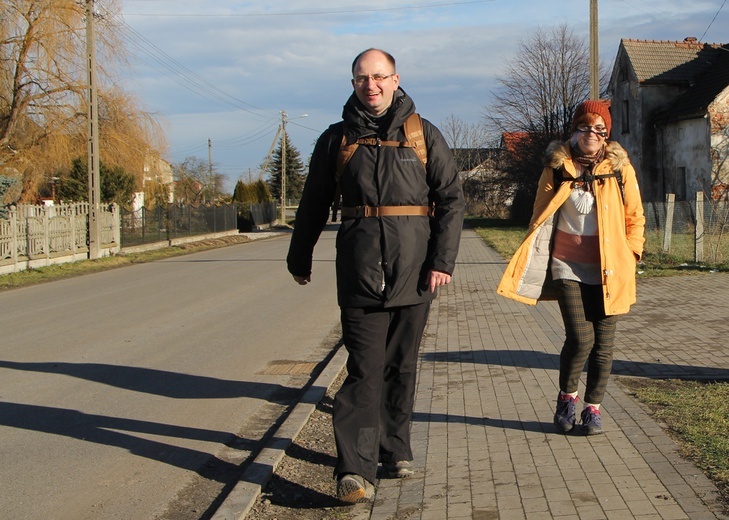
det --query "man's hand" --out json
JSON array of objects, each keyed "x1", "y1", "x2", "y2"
[
  {"x1": 293, "y1": 274, "x2": 311, "y2": 285},
  {"x1": 428, "y1": 269, "x2": 452, "y2": 293}
]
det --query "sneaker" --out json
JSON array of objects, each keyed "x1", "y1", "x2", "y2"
[
  {"x1": 386, "y1": 460, "x2": 414, "y2": 478},
  {"x1": 553, "y1": 393, "x2": 578, "y2": 433},
  {"x1": 336, "y1": 474, "x2": 375, "y2": 503},
  {"x1": 580, "y1": 405, "x2": 604, "y2": 436}
]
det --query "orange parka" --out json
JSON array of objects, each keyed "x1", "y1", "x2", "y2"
[{"x1": 497, "y1": 140, "x2": 645, "y2": 316}]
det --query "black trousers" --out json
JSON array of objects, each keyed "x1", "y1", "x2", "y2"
[
  {"x1": 555, "y1": 280, "x2": 618, "y2": 405},
  {"x1": 334, "y1": 302, "x2": 431, "y2": 485}
]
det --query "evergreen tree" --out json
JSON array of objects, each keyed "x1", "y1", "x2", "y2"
[
  {"x1": 265, "y1": 131, "x2": 306, "y2": 203},
  {"x1": 56, "y1": 157, "x2": 136, "y2": 207},
  {"x1": 232, "y1": 180, "x2": 253, "y2": 205}
]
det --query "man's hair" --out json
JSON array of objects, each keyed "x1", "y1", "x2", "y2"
[{"x1": 351, "y1": 48, "x2": 396, "y2": 73}]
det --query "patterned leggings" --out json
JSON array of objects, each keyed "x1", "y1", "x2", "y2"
[{"x1": 555, "y1": 279, "x2": 618, "y2": 405}]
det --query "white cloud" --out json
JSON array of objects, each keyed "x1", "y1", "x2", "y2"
[{"x1": 117, "y1": 0, "x2": 727, "y2": 190}]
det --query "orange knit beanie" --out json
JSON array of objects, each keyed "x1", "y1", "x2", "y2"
[{"x1": 570, "y1": 100, "x2": 612, "y2": 137}]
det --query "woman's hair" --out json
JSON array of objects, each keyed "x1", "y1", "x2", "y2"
[{"x1": 573, "y1": 112, "x2": 605, "y2": 129}]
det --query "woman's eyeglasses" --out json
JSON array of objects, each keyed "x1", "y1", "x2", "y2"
[{"x1": 577, "y1": 126, "x2": 607, "y2": 138}]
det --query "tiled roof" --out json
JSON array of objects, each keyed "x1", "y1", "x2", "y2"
[
  {"x1": 621, "y1": 38, "x2": 725, "y2": 85},
  {"x1": 500, "y1": 132, "x2": 539, "y2": 155}
]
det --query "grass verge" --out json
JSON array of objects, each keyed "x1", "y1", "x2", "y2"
[{"x1": 617, "y1": 377, "x2": 729, "y2": 508}]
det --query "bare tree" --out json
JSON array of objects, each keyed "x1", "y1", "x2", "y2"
[
  {"x1": 485, "y1": 24, "x2": 594, "y2": 139},
  {"x1": 483, "y1": 24, "x2": 608, "y2": 221},
  {"x1": 173, "y1": 156, "x2": 226, "y2": 205},
  {"x1": 440, "y1": 114, "x2": 512, "y2": 218},
  {"x1": 440, "y1": 114, "x2": 492, "y2": 170},
  {"x1": 0, "y1": 0, "x2": 165, "y2": 202}
]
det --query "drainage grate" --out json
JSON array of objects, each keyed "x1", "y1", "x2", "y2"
[{"x1": 260, "y1": 360, "x2": 318, "y2": 375}]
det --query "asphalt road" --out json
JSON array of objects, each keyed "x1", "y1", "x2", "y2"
[{"x1": 0, "y1": 226, "x2": 340, "y2": 519}]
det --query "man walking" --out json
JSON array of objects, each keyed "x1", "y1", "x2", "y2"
[{"x1": 287, "y1": 48, "x2": 464, "y2": 503}]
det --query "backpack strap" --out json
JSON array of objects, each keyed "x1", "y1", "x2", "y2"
[
  {"x1": 332, "y1": 113, "x2": 428, "y2": 221},
  {"x1": 553, "y1": 166, "x2": 625, "y2": 206},
  {"x1": 403, "y1": 113, "x2": 427, "y2": 169}
]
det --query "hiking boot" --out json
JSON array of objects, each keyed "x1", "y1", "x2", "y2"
[
  {"x1": 336, "y1": 474, "x2": 375, "y2": 503},
  {"x1": 386, "y1": 460, "x2": 414, "y2": 478},
  {"x1": 580, "y1": 405, "x2": 604, "y2": 436},
  {"x1": 553, "y1": 393, "x2": 578, "y2": 433}
]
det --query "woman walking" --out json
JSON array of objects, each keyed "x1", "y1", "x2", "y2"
[{"x1": 497, "y1": 100, "x2": 645, "y2": 435}]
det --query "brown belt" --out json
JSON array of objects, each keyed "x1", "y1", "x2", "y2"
[{"x1": 340, "y1": 205, "x2": 432, "y2": 218}]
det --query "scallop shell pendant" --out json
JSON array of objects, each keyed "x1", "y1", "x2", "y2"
[{"x1": 572, "y1": 189, "x2": 595, "y2": 214}]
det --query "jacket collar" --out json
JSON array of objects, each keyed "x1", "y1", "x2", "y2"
[
  {"x1": 341, "y1": 88, "x2": 415, "y2": 141},
  {"x1": 545, "y1": 140, "x2": 630, "y2": 177}
]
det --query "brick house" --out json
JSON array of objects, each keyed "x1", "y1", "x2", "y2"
[{"x1": 608, "y1": 37, "x2": 729, "y2": 202}]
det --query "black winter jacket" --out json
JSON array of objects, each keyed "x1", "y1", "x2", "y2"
[{"x1": 286, "y1": 89, "x2": 465, "y2": 308}]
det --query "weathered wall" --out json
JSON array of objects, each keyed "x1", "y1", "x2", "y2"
[{"x1": 659, "y1": 118, "x2": 711, "y2": 201}]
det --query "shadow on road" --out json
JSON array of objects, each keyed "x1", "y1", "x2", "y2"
[{"x1": 0, "y1": 360, "x2": 299, "y2": 400}]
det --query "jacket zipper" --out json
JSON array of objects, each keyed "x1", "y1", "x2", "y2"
[{"x1": 376, "y1": 137, "x2": 386, "y2": 293}]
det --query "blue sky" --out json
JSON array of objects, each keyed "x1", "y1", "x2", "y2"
[{"x1": 115, "y1": 0, "x2": 728, "y2": 191}]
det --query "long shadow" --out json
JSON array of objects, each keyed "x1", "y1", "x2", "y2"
[
  {"x1": 0, "y1": 401, "x2": 249, "y2": 483},
  {"x1": 168, "y1": 258, "x2": 336, "y2": 264},
  {"x1": 421, "y1": 349, "x2": 729, "y2": 381},
  {"x1": 411, "y1": 411, "x2": 550, "y2": 433},
  {"x1": 260, "y1": 474, "x2": 344, "y2": 509},
  {"x1": 0, "y1": 360, "x2": 298, "y2": 401}
]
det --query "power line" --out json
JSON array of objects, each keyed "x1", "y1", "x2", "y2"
[
  {"x1": 122, "y1": 1, "x2": 497, "y2": 17},
  {"x1": 98, "y1": 4, "x2": 275, "y2": 122},
  {"x1": 700, "y1": 0, "x2": 727, "y2": 42}
]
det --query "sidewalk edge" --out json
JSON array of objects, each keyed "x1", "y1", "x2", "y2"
[{"x1": 210, "y1": 345, "x2": 348, "y2": 520}]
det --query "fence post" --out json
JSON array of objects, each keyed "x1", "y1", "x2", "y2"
[
  {"x1": 695, "y1": 191, "x2": 704, "y2": 263},
  {"x1": 43, "y1": 205, "x2": 50, "y2": 261},
  {"x1": 112, "y1": 203, "x2": 120, "y2": 251},
  {"x1": 10, "y1": 205, "x2": 18, "y2": 269},
  {"x1": 663, "y1": 193, "x2": 675, "y2": 253}
]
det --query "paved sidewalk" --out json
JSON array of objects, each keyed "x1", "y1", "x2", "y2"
[{"x1": 369, "y1": 229, "x2": 728, "y2": 519}]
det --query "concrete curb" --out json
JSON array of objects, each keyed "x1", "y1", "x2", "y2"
[{"x1": 210, "y1": 345, "x2": 348, "y2": 520}]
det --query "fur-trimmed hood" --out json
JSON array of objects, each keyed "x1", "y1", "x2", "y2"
[{"x1": 544, "y1": 140, "x2": 630, "y2": 173}]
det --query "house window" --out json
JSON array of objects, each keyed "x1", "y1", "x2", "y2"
[{"x1": 621, "y1": 100, "x2": 630, "y2": 134}]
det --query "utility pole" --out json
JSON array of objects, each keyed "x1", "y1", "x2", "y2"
[
  {"x1": 280, "y1": 111, "x2": 287, "y2": 225},
  {"x1": 86, "y1": 0, "x2": 102, "y2": 259},
  {"x1": 277, "y1": 111, "x2": 307, "y2": 225},
  {"x1": 590, "y1": 0, "x2": 599, "y2": 100},
  {"x1": 208, "y1": 138, "x2": 213, "y2": 203}
]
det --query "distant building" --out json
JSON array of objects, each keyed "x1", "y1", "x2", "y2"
[
  {"x1": 143, "y1": 155, "x2": 174, "y2": 201},
  {"x1": 608, "y1": 37, "x2": 729, "y2": 202},
  {"x1": 452, "y1": 146, "x2": 513, "y2": 217},
  {"x1": 133, "y1": 154, "x2": 174, "y2": 211}
]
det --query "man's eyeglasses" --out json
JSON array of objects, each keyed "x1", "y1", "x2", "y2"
[
  {"x1": 353, "y1": 73, "x2": 395, "y2": 86},
  {"x1": 577, "y1": 126, "x2": 608, "y2": 138}
]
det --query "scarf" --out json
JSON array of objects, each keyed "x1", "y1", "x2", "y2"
[
  {"x1": 569, "y1": 143, "x2": 606, "y2": 197},
  {"x1": 570, "y1": 143, "x2": 605, "y2": 171}
]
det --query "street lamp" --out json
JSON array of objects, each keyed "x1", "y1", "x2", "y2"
[{"x1": 280, "y1": 111, "x2": 308, "y2": 225}]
